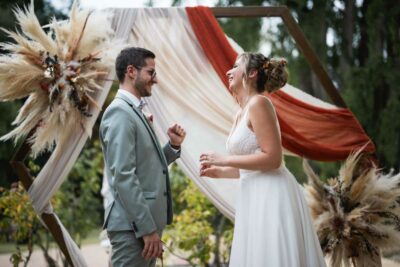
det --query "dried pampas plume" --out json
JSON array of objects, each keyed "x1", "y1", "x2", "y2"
[
  {"x1": 0, "y1": 0, "x2": 122, "y2": 156},
  {"x1": 303, "y1": 150, "x2": 400, "y2": 267}
]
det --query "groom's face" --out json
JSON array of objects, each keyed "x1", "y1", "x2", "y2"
[{"x1": 135, "y1": 58, "x2": 157, "y2": 97}]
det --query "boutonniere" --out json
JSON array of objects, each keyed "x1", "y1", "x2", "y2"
[{"x1": 143, "y1": 111, "x2": 154, "y2": 124}]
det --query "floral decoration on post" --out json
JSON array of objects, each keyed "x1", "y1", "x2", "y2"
[{"x1": 0, "y1": 0, "x2": 122, "y2": 156}]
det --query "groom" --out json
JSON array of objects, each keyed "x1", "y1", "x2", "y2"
[{"x1": 100, "y1": 47, "x2": 186, "y2": 267}]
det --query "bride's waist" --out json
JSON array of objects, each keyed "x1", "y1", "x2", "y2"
[{"x1": 239, "y1": 164, "x2": 287, "y2": 178}]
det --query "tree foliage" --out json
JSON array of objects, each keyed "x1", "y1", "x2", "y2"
[
  {"x1": 163, "y1": 164, "x2": 233, "y2": 266},
  {"x1": 216, "y1": 0, "x2": 265, "y2": 51},
  {"x1": 0, "y1": 140, "x2": 103, "y2": 267},
  {"x1": 0, "y1": 183, "x2": 39, "y2": 267},
  {"x1": 54, "y1": 140, "x2": 103, "y2": 249},
  {"x1": 266, "y1": 0, "x2": 400, "y2": 171}
]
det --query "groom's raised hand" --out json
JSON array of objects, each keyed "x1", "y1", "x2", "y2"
[{"x1": 167, "y1": 123, "x2": 186, "y2": 147}]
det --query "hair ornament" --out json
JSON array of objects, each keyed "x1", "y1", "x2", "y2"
[{"x1": 262, "y1": 59, "x2": 271, "y2": 70}]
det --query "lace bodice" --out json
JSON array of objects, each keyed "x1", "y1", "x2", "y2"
[
  {"x1": 226, "y1": 103, "x2": 282, "y2": 156},
  {"x1": 226, "y1": 108, "x2": 260, "y2": 156}
]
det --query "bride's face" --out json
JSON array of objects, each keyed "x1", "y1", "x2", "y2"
[{"x1": 226, "y1": 57, "x2": 245, "y2": 93}]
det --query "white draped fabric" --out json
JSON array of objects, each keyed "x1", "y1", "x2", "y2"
[
  {"x1": 129, "y1": 7, "x2": 240, "y2": 219},
  {"x1": 24, "y1": 7, "x2": 340, "y2": 265},
  {"x1": 126, "y1": 7, "x2": 341, "y2": 220}
]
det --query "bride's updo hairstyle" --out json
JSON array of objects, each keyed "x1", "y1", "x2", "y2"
[{"x1": 240, "y1": 52, "x2": 288, "y2": 93}]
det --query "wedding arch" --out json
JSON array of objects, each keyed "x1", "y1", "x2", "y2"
[{"x1": 3, "y1": 5, "x2": 375, "y2": 266}]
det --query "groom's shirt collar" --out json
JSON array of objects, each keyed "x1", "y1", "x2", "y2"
[{"x1": 118, "y1": 89, "x2": 141, "y2": 108}]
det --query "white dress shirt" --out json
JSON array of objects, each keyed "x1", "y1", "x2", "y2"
[
  {"x1": 117, "y1": 89, "x2": 180, "y2": 152},
  {"x1": 118, "y1": 89, "x2": 142, "y2": 108}
]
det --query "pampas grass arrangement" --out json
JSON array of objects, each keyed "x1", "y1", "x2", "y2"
[
  {"x1": 0, "y1": 0, "x2": 122, "y2": 156},
  {"x1": 304, "y1": 151, "x2": 400, "y2": 267}
]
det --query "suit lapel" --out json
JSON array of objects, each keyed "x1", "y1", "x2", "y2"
[
  {"x1": 116, "y1": 94, "x2": 167, "y2": 167},
  {"x1": 135, "y1": 108, "x2": 168, "y2": 165},
  {"x1": 141, "y1": 115, "x2": 169, "y2": 163}
]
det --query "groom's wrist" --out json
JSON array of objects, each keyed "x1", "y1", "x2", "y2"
[{"x1": 169, "y1": 141, "x2": 181, "y2": 150}]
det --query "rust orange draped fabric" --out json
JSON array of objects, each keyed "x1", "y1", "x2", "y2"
[
  {"x1": 186, "y1": 6, "x2": 237, "y2": 89},
  {"x1": 186, "y1": 6, "x2": 375, "y2": 161}
]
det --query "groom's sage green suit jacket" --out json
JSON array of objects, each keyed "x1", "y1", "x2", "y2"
[{"x1": 100, "y1": 91, "x2": 180, "y2": 238}]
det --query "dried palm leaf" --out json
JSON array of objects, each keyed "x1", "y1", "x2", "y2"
[
  {"x1": 0, "y1": 0, "x2": 124, "y2": 156},
  {"x1": 304, "y1": 151, "x2": 400, "y2": 267},
  {"x1": 13, "y1": 3, "x2": 57, "y2": 54}
]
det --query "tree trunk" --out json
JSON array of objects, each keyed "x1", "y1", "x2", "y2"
[
  {"x1": 295, "y1": 1, "x2": 330, "y2": 100},
  {"x1": 357, "y1": 0, "x2": 370, "y2": 66},
  {"x1": 339, "y1": 0, "x2": 355, "y2": 74}
]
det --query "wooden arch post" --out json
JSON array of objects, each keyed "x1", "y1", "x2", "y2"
[{"x1": 10, "y1": 128, "x2": 74, "y2": 266}]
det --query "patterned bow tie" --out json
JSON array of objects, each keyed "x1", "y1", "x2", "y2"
[{"x1": 138, "y1": 100, "x2": 147, "y2": 111}]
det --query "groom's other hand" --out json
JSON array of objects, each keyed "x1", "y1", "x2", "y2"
[
  {"x1": 167, "y1": 123, "x2": 186, "y2": 147},
  {"x1": 142, "y1": 231, "x2": 163, "y2": 260}
]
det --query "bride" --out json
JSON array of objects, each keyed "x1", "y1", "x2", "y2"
[{"x1": 200, "y1": 52, "x2": 326, "y2": 267}]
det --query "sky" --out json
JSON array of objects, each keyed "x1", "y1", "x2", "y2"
[{"x1": 51, "y1": 0, "x2": 219, "y2": 10}]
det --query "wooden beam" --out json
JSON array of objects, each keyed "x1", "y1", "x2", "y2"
[
  {"x1": 10, "y1": 130, "x2": 74, "y2": 266},
  {"x1": 211, "y1": 6, "x2": 347, "y2": 108},
  {"x1": 212, "y1": 6, "x2": 285, "y2": 17}
]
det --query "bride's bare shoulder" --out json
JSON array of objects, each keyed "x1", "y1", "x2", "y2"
[{"x1": 248, "y1": 95, "x2": 274, "y2": 113}]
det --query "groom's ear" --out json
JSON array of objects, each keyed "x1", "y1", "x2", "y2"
[{"x1": 126, "y1": 65, "x2": 138, "y2": 80}]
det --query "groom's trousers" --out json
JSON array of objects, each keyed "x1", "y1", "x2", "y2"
[{"x1": 108, "y1": 230, "x2": 161, "y2": 267}]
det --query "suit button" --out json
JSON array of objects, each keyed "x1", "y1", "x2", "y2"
[
  {"x1": 163, "y1": 191, "x2": 167, "y2": 196},
  {"x1": 163, "y1": 169, "x2": 167, "y2": 174}
]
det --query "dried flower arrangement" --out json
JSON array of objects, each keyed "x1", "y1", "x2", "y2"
[
  {"x1": 0, "y1": 1, "x2": 121, "y2": 156},
  {"x1": 304, "y1": 151, "x2": 400, "y2": 267}
]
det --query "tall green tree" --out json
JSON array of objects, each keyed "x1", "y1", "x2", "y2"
[
  {"x1": 266, "y1": 0, "x2": 400, "y2": 170},
  {"x1": 216, "y1": 0, "x2": 265, "y2": 51}
]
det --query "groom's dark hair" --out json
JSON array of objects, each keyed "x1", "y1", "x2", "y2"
[{"x1": 115, "y1": 47, "x2": 156, "y2": 83}]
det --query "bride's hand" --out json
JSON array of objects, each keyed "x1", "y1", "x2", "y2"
[
  {"x1": 199, "y1": 152, "x2": 227, "y2": 167},
  {"x1": 200, "y1": 163, "x2": 221, "y2": 178}
]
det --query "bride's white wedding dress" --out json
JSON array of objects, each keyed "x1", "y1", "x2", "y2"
[{"x1": 227, "y1": 106, "x2": 326, "y2": 267}]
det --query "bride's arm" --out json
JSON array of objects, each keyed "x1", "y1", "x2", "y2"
[
  {"x1": 200, "y1": 165, "x2": 240, "y2": 179},
  {"x1": 201, "y1": 96, "x2": 282, "y2": 171}
]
